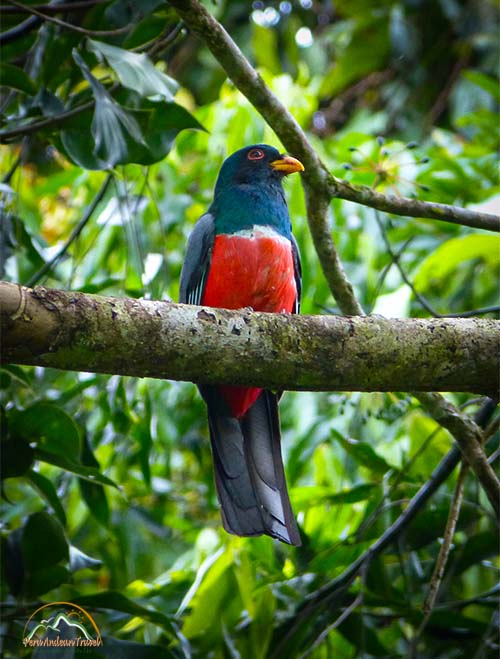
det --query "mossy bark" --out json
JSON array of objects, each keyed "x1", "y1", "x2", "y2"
[{"x1": 1, "y1": 281, "x2": 498, "y2": 395}]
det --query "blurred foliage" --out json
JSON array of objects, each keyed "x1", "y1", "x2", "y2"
[{"x1": 1, "y1": 0, "x2": 499, "y2": 657}]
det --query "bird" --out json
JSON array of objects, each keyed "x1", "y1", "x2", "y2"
[{"x1": 179, "y1": 144, "x2": 304, "y2": 545}]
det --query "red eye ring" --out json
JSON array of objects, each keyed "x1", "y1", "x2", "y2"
[{"x1": 247, "y1": 148, "x2": 265, "y2": 161}]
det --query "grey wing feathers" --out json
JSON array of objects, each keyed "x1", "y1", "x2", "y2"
[
  {"x1": 179, "y1": 213, "x2": 215, "y2": 305},
  {"x1": 201, "y1": 386, "x2": 301, "y2": 546},
  {"x1": 291, "y1": 233, "x2": 302, "y2": 315}
]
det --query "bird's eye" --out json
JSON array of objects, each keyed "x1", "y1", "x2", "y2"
[{"x1": 247, "y1": 148, "x2": 265, "y2": 161}]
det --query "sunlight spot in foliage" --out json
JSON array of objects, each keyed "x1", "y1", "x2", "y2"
[
  {"x1": 295, "y1": 27, "x2": 314, "y2": 48},
  {"x1": 252, "y1": 7, "x2": 280, "y2": 27}
]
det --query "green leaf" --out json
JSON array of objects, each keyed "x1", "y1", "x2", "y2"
[
  {"x1": 25, "y1": 565, "x2": 70, "y2": 598},
  {"x1": 60, "y1": 96, "x2": 203, "y2": 169},
  {"x1": 27, "y1": 470, "x2": 67, "y2": 527},
  {"x1": 0, "y1": 64, "x2": 37, "y2": 94},
  {"x1": 452, "y1": 532, "x2": 500, "y2": 575},
  {"x1": 21, "y1": 512, "x2": 69, "y2": 572},
  {"x1": 181, "y1": 550, "x2": 235, "y2": 638},
  {"x1": 1, "y1": 439, "x2": 35, "y2": 479},
  {"x1": 74, "y1": 592, "x2": 176, "y2": 635},
  {"x1": 292, "y1": 483, "x2": 377, "y2": 508},
  {"x1": 9, "y1": 402, "x2": 81, "y2": 462},
  {"x1": 2, "y1": 532, "x2": 24, "y2": 596},
  {"x1": 79, "y1": 434, "x2": 111, "y2": 525},
  {"x1": 97, "y1": 637, "x2": 178, "y2": 658},
  {"x1": 339, "y1": 613, "x2": 390, "y2": 656},
  {"x1": 334, "y1": 433, "x2": 395, "y2": 475},
  {"x1": 126, "y1": 100, "x2": 205, "y2": 165},
  {"x1": 88, "y1": 39, "x2": 178, "y2": 101},
  {"x1": 463, "y1": 70, "x2": 500, "y2": 104},
  {"x1": 35, "y1": 448, "x2": 119, "y2": 488},
  {"x1": 414, "y1": 235, "x2": 500, "y2": 290},
  {"x1": 0, "y1": 365, "x2": 32, "y2": 387},
  {"x1": 404, "y1": 502, "x2": 477, "y2": 550},
  {"x1": 123, "y1": 15, "x2": 170, "y2": 50},
  {"x1": 425, "y1": 609, "x2": 488, "y2": 637},
  {"x1": 70, "y1": 49, "x2": 145, "y2": 168}
]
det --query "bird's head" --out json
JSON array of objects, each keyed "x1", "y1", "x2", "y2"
[{"x1": 214, "y1": 144, "x2": 304, "y2": 196}]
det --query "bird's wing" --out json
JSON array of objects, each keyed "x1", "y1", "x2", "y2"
[
  {"x1": 291, "y1": 232, "x2": 302, "y2": 314},
  {"x1": 200, "y1": 386, "x2": 301, "y2": 546},
  {"x1": 179, "y1": 213, "x2": 215, "y2": 305}
]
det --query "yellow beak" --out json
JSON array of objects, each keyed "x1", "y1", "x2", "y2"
[{"x1": 270, "y1": 155, "x2": 305, "y2": 175}]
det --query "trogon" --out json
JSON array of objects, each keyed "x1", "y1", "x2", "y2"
[{"x1": 179, "y1": 144, "x2": 304, "y2": 545}]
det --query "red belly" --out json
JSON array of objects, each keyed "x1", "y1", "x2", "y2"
[{"x1": 202, "y1": 230, "x2": 297, "y2": 418}]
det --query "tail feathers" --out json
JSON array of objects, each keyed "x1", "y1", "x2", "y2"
[{"x1": 201, "y1": 387, "x2": 301, "y2": 546}]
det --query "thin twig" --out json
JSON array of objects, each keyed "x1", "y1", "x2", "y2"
[
  {"x1": 0, "y1": 99, "x2": 94, "y2": 142},
  {"x1": 144, "y1": 21, "x2": 185, "y2": 57},
  {"x1": 424, "y1": 460, "x2": 468, "y2": 613},
  {"x1": 0, "y1": 1, "x2": 105, "y2": 14},
  {"x1": 297, "y1": 593, "x2": 363, "y2": 659},
  {"x1": 8, "y1": 0, "x2": 131, "y2": 37},
  {"x1": 373, "y1": 212, "x2": 500, "y2": 318},
  {"x1": 374, "y1": 212, "x2": 441, "y2": 317},
  {"x1": 0, "y1": 14, "x2": 41, "y2": 45},
  {"x1": 370, "y1": 236, "x2": 414, "y2": 312}
]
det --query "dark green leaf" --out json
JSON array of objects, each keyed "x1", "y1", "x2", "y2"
[
  {"x1": 27, "y1": 470, "x2": 67, "y2": 527},
  {"x1": 425, "y1": 609, "x2": 488, "y2": 638},
  {"x1": 2, "y1": 531, "x2": 24, "y2": 596},
  {"x1": 79, "y1": 434, "x2": 111, "y2": 525},
  {"x1": 70, "y1": 49, "x2": 145, "y2": 168},
  {"x1": 125, "y1": 100, "x2": 205, "y2": 165},
  {"x1": 452, "y1": 532, "x2": 500, "y2": 575},
  {"x1": 334, "y1": 433, "x2": 395, "y2": 475},
  {"x1": 60, "y1": 96, "x2": 203, "y2": 169},
  {"x1": 97, "y1": 637, "x2": 178, "y2": 658},
  {"x1": 25, "y1": 565, "x2": 70, "y2": 598},
  {"x1": 9, "y1": 402, "x2": 81, "y2": 461},
  {"x1": 404, "y1": 502, "x2": 477, "y2": 550},
  {"x1": 463, "y1": 70, "x2": 500, "y2": 104},
  {"x1": 35, "y1": 448, "x2": 119, "y2": 488},
  {"x1": 123, "y1": 15, "x2": 170, "y2": 50},
  {"x1": 88, "y1": 39, "x2": 178, "y2": 101},
  {"x1": 292, "y1": 483, "x2": 377, "y2": 507},
  {"x1": 0, "y1": 365, "x2": 32, "y2": 387},
  {"x1": 74, "y1": 592, "x2": 176, "y2": 635},
  {"x1": 0, "y1": 64, "x2": 37, "y2": 94},
  {"x1": 339, "y1": 613, "x2": 390, "y2": 656},
  {"x1": 21, "y1": 512, "x2": 69, "y2": 571},
  {"x1": 1, "y1": 439, "x2": 35, "y2": 479}
]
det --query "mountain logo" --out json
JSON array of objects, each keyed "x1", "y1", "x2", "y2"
[{"x1": 22, "y1": 601, "x2": 102, "y2": 649}]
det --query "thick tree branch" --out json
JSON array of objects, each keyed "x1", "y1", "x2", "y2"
[{"x1": 1, "y1": 282, "x2": 499, "y2": 396}]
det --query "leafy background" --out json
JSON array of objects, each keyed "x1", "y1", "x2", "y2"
[{"x1": 1, "y1": 0, "x2": 499, "y2": 657}]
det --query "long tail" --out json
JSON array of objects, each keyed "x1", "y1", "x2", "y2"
[{"x1": 200, "y1": 387, "x2": 301, "y2": 546}]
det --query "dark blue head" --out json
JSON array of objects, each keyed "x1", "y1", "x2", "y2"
[
  {"x1": 210, "y1": 144, "x2": 304, "y2": 237},
  {"x1": 214, "y1": 144, "x2": 304, "y2": 197}
]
